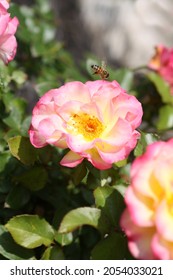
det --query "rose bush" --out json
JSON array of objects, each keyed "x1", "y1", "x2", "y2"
[
  {"x1": 0, "y1": 0, "x2": 19, "y2": 64},
  {"x1": 121, "y1": 139, "x2": 173, "y2": 260},
  {"x1": 29, "y1": 80, "x2": 143, "y2": 170},
  {"x1": 148, "y1": 45, "x2": 173, "y2": 94},
  {"x1": 3, "y1": 0, "x2": 173, "y2": 261}
]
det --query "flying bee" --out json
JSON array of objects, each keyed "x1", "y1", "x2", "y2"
[{"x1": 91, "y1": 61, "x2": 109, "y2": 80}]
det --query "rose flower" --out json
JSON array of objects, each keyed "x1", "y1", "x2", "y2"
[
  {"x1": 121, "y1": 139, "x2": 173, "y2": 259},
  {"x1": 29, "y1": 80, "x2": 142, "y2": 170},
  {"x1": 148, "y1": 45, "x2": 173, "y2": 94}
]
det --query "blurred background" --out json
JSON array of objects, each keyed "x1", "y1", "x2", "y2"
[{"x1": 14, "y1": 0, "x2": 173, "y2": 67}]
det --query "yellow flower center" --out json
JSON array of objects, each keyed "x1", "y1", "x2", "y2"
[{"x1": 67, "y1": 113, "x2": 104, "y2": 141}]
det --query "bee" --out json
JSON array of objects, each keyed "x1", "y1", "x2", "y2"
[{"x1": 91, "y1": 61, "x2": 109, "y2": 80}]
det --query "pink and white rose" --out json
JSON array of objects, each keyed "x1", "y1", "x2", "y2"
[
  {"x1": 121, "y1": 139, "x2": 173, "y2": 259},
  {"x1": 29, "y1": 80, "x2": 143, "y2": 170},
  {"x1": 0, "y1": 0, "x2": 19, "y2": 64}
]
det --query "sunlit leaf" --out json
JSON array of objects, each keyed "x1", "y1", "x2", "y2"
[
  {"x1": 54, "y1": 232, "x2": 73, "y2": 246},
  {"x1": 8, "y1": 136, "x2": 37, "y2": 165},
  {"x1": 0, "y1": 225, "x2": 35, "y2": 260},
  {"x1": 6, "y1": 215, "x2": 55, "y2": 249},
  {"x1": 58, "y1": 207, "x2": 101, "y2": 233},
  {"x1": 114, "y1": 158, "x2": 127, "y2": 168},
  {"x1": 157, "y1": 105, "x2": 173, "y2": 130}
]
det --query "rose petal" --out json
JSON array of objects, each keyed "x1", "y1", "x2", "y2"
[
  {"x1": 121, "y1": 209, "x2": 156, "y2": 259},
  {"x1": 152, "y1": 234, "x2": 173, "y2": 260},
  {"x1": 54, "y1": 81, "x2": 91, "y2": 105},
  {"x1": 60, "y1": 151, "x2": 83, "y2": 167},
  {"x1": 83, "y1": 148, "x2": 112, "y2": 170},
  {"x1": 112, "y1": 94, "x2": 143, "y2": 129},
  {"x1": 125, "y1": 187, "x2": 154, "y2": 227},
  {"x1": 29, "y1": 128, "x2": 47, "y2": 148},
  {"x1": 102, "y1": 118, "x2": 133, "y2": 146},
  {"x1": 155, "y1": 201, "x2": 173, "y2": 242}
]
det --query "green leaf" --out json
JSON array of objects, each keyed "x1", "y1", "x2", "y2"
[
  {"x1": 4, "y1": 129, "x2": 20, "y2": 140},
  {"x1": 41, "y1": 245, "x2": 64, "y2": 260},
  {"x1": 58, "y1": 207, "x2": 101, "y2": 233},
  {"x1": 0, "y1": 225, "x2": 35, "y2": 260},
  {"x1": 3, "y1": 97, "x2": 27, "y2": 129},
  {"x1": 14, "y1": 166, "x2": 48, "y2": 191},
  {"x1": 94, "y1": 186, "x2": 113, "y2": 208},
  {"x1": 8, "y1": 136, "x2": 37, "y2": 165},
  {"x1": 147, "y1": 72, "x2": 173, "y2": 104},
  {"x1": 114, "y1": 184, "x2": 127, "y2": 197},
  {"x1": 5, "y1": 215, "x2": 55, "y2": 249},
  {"x1": 157, "y1": 105, "x2": 173, "y2": 130},
  {"x1": 86, "y1": 162, "x2": 101, "y2": 180},
  {"x1": 114, "y1": 158, "x2": 127, "y2": 168},
  {"x1": 6, "y1": 185, "x2": 31, "y2": 209},
  {"x1": 91, "y1": 232, "x2": 126, "y2": 260},
  {"x1": 55, "y1": 232, "x2": 73, "y2": 246},
  {"x1": 0, "y1": 138, "x2": 7, "y2": 152},
  {"x1": 11, "y1": 70, "x2": 27, "y2": 86},
  {"x1": 0, "y1": 152, "x2": 10, "y2": 172},
  {"x1": 0, "y1": 158, "x2": 17, "y2": 194},
  {"x1": 72, "y1": 163, "x2": 87, "y2": 185},
  {"x1": 94, "y1": 186, "x2": 125, "y2": 228},
  {"x1": 134, "y1": 131, "x2": 159, "y2": 157},
  {"x1": 21, "y1": 116, "x2": 32, "y2": 136},
  {"x1": 86, "y1": 172, "x2": 100, "y2": 190}
]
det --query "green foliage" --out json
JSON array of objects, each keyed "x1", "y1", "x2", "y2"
[
  {"x1": 58, "y1": 207, "x2": 101, "y2": 234},
  {"x1": 8, "y1": 136, "x2": 37, "y2": 165},
  {"x1": 134, "y1": 131, "x2": 160, "y2": 157},
  {"x1": 41, "y1": 245, "x2": 64, "y2": 260},
  {"x1": 5, "y1": 215, "x2": 55, "y2": 249},
  {"x1": 157, "y1": 105, "x2": 173, "y2": 130},
  {"x1": 0, "y1": 0, "x2": 172, "y2": 260},
  {"x1": 55, "y1": 232, "x2": 73, "y2": 247},
  {"x1": 91, "y1": 232, "x2": 127, "y2": 260},
  {"x1": 94, "y1": 186, "x2": 125, "y2": 229},
  {"x1": 0, "y1": 225, "x2": 35, "y2": 260},
  {"x1": 147, "y1": 72, "x2": 173, "y2": 104}
]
